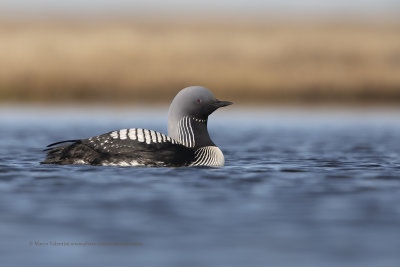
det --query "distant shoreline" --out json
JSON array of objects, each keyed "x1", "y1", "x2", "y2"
[{"x1": 1, "y1": 19, "x2": 399, "y2": 105}]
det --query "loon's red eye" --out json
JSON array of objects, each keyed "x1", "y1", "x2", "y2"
[{"x1": 197, "y1": 99, "x2": 202, "y2": 103}]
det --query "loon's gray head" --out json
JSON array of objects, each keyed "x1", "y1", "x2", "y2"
[{"x1": 168, "y1": 86, "x2": 232, "y2": 148}]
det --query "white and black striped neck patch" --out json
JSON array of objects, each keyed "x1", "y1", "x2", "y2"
[
  {"x1": 177, "y1": 116, "x2": 207, "y2": 148},
  {"x1": 178, "y1": 116, "x2": 195, "y2": 148},
  {"x1": 190, "y1": 146, "x2": 225, "y2": 167},
  {"x1": 109, "y1": 128, "x2": 178, "y2": 145}
]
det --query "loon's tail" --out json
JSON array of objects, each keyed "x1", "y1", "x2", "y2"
[
  {"x1": 44, "y1": 140, "x2": 80, "y2": 151},
  {"x1": 41, "y1": 140, "x2": 81, "y2": 164}
]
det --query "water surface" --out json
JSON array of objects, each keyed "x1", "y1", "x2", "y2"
[{"x1": 1, "y1": 106, "x2": 400, "y2": 267}]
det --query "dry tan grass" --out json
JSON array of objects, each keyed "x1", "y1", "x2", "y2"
[{"x1": 0, "y1": 18, "x2": 399, "y2": 104}]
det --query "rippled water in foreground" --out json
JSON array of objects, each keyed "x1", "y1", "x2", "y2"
[{"x1": 1, "y1": 106, "x2": 400, "y2": 267}]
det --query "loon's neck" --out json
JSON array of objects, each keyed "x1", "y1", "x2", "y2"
[{"x1": 168, "y1": 116, "x2": 215, "y2": 148}]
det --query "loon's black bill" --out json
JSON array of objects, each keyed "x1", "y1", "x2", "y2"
[{"x1": 215, "y1": 100, "x2": 233, "y2": 108}]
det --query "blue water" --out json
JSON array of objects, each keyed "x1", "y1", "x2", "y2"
[{"x1": 1, "y1": 106, "x2": 400, "y2": 267}]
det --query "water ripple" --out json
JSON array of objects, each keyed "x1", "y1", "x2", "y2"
[{"x1": 1, "y1": 109, "x2": 400, "y2": 267}]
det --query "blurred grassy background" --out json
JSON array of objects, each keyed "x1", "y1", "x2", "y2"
[{"x1": 0, "y1": 3, "x2": 399, "y2": 105}]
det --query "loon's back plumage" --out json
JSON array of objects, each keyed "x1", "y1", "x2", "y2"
[
  {"x1": 42, "y1": 86, "x2": 232, "y2": 167},
  {"x1": 42, "y1": 129, "x2": 195, "y2": 167}
]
